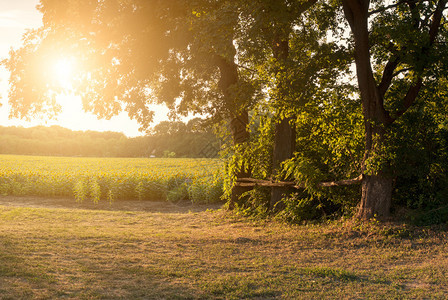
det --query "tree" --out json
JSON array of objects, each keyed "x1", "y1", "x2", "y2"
[
  {"x1": 3, "y1": 0, "x2": 258, "y2": 204},
  {"x1": 234, "y1": 1, "x2": 351, "y2": 212},
  {"x1": 341, "y1": 0, "x2": 448, "y2": 218},
  {"x1": 239, "y1": 0, "x2": 318, "y2": 210}
]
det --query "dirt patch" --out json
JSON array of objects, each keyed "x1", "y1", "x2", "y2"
[{"x1": 0, "y1": 195, "x2": 223, "y2": 213}]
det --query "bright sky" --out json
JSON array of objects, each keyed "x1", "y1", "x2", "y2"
[{"x1": 0, "y1": 0, "x2": 169, "y2": 137}]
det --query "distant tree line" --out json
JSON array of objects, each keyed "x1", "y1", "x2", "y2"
[{"x1": 0, "y1": 118, "x2": 219, "y2": 158}]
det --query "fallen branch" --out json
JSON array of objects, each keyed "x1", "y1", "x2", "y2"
[
  {"x1": 235, "y1": 175, "x2": 363, "y2": 189},
  {"x1": 318, "y1": 174, "x2": 363, "y2": 187}
]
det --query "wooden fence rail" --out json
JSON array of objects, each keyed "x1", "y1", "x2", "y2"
[{"x1": 235, "y1": 174, "x2": 363, "y2": 189}]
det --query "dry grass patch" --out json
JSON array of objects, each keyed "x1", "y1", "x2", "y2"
[{"x1": 0, "y1": 197, "x2": 447, "y2": 299}]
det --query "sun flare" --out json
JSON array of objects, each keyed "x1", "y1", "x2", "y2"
[{"x1": 53, "y1": 58, "x2": 75, "y2": 88}]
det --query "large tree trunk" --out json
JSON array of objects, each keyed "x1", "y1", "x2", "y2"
[
  {"x1": 269, "y1": 37, "x2": 296, "y2": 210},
  {"x1": 358, "y1": 119, "x2": 394, "y2": 219},
  {"x1": 358, "y1": 135, "x2": 394, "y2": 219},
  {"x1": 229, "y1": 110, "x2": 252, "y2": 208},
  {"x1": 359, "y1": 174, "x2": 393, "y2": 219},
  {"x1": 342, "y1": 0, "x2": 393, "y2": 218},
  {"x1": 270, "y1": 117, "x2": 296, "y2": 210},
  {"x1": 215, "y1": 51, "x2": 252, "y2": 209}
]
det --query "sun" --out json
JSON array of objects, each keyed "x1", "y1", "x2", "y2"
[
  {"x1": 53, "y1": 57, "x2": 75, "y2": 89},
  {"x1": 51, "y1": 57, "x2": 79, "y2": 112}
]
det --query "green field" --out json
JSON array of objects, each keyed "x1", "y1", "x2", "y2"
[
  {"x1": 0, "y1": 155, "x2": 223, "y2": 203},
  {"x1": 0, "y1": 200, "x2": 446, "y2": 299}
]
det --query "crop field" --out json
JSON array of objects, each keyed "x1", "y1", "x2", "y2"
[{"x1": 0, "y1": 155, "x2": 224, "y2": 203}]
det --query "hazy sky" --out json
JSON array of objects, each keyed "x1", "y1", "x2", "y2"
[{"x1": 0, "y1": 0, "x2": 169, "y2": 137}]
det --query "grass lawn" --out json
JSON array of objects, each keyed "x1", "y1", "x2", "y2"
[{"x1": 0, "y1": 196, "x2": 447, "y2": 299}]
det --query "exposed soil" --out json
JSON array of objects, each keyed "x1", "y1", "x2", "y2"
[{"x1": 0, "y1": 195, "x2": 223, "y2": 213}]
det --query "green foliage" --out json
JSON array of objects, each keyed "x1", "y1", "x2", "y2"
[
  {"x1": 231, "y1": 187, "x2": 271, "y2": 218},
  {"x1": 409, "y1": 205, "x2": 448, "y2": 226},
  {"x1": 135, "y1": 181, "x2": 145, "y2": 201},
  {"x1": 89, "y1": 178, "x2": 101, "y2": 204},
  {"x1": 73, "y1": 180, "x2": 86, "y2": 203},
  {"x1": 74, "y1": 178, "x2": 104, "y2": 203},
  {"x1": 163, "y1": 151, "x2": 176, "y2": 158},
  {"x1": 166, "y1": 183, "x2": 189, "y2": 203},
  {"x1": 275, "y1": 194, "x2": 323, "y2": 224},
  {"x1": 188, "y1": 177, "x2": 224, "y2": 204},
  {"x1": 221, "y1": 141, "x2": 250, "y2": 203},
  {"x1": 107, "y1": 189, "x2": 114, "y2": 204},
  {"x1": 283, "y1": 155, "x2": 325, "y2": 191},
  {"x1": 237, "y1": 89, "x2": 363, "y2": 221},
  {"x1": 388, "y1": 85, "x2": 448, "y2": 213},
  {"x1": 275, "y1": 186, "x2": 359, "y2": 224}
]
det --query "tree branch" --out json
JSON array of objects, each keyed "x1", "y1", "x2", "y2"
[
  {"x1": 296, "y1": 0, "x2": 318, "y2": 15},
  {"x1": 235, "y1": 175, "x2": 363, "y2": 188},
  {"x1": 235, "y1": 63, "x2": 256, "y2": 73},
  {"x1": 341, "y1": 0, "x2": 364, "y2": 31},
  {"x1": 428, "y1": 0, "x2": 447, "y2": 44},
  {"x1": 378, "y1": 57, "x2": 400, "y2": 98},
  {"x1": 392, "y1": 67, "x2": 412, "y2": 77},
  {"x1": 368, "y1": 0, "x2": 420, "y2": 16},
  {"x1": 393, "y1": 78, "x2": 423, "y2": 119},
  {"x1": 390, "y1": 0, "x2": 447, "y2": 122}
]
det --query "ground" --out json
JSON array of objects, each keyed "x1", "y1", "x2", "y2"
[
  {"x1": 0, "y1": 196, "x2": 447, "y2": 299},
  {"x1": 0, "y1": 195, "x2": 221, "y2": 213}
]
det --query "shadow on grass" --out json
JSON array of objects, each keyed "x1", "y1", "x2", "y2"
[
  {"x1": 0, "y1": 234, "x2": 207, "y2": 299},
  {"x1": 0, "y1": 195, "x2": 223, "y2": 214},
  {"x1": 0, "y1": 235, "x2": 59, "y2": 298}
]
